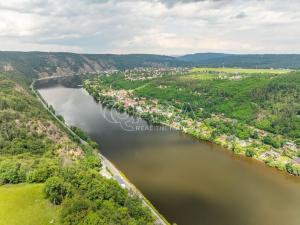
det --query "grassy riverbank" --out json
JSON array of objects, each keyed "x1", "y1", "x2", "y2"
[{"x1": 84, "y1": 67, "x2": 300, "y2": 176}]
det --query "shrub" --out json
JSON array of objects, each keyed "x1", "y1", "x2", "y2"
[
  {"x1": 0, "y1": 160, "x2": 26, "y2": 184},
  {"x1": 60, "y1": 197, "x2": 92, "y2": 225},
  {"x1": 295, "y1": 139, "x2": 300, "y2": 147},
  {"x1": 285, "y1": 163, "x2": 300, "y2": 176},
  {"x1": 8, "y1": 137, "x2": 46, "y2": 155},
  {"x1": 87, "y1": 140, "x2": 98, "y2": 149},
  {"x1": 245, "y1": 149, "x2": 255, "y2": 158},
  {"x1": 81, "y1": 155, "x2": 101, "y2": 171},
  {"x1": 71, "y1": 126, "x2": 89, "y2": 142},
  {"x1": 79, "y1": 212, "x2": 105, "y2": 225},
  {"x1": 235, "y1": 125, "x2": 252, "y2": 140},
  {"x1": 251, "y1": 131, "x2": 259, "y2": 139},
  {"x1": 44, "y1": 177, "x2": 72, "y2": 205},
  {"x1": 285, "y1": 163, "x2": 294, "y2": 175},
  {"x1": 57, "y1": 115, "x2": 65, "y2": 123},
  {"x1": 27, "y1": 161, "x2": 59, "y2": 183},
  {"x1": 263, "y1": 135, "x2": 282, "y2": 148},
  {"x1": 124, "y1": 196, "x2": 154, "y2": 222}
]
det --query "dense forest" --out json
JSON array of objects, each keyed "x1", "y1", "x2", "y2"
[{"x1": 0, "y1": 73, "x2": 155, "y2": 225}]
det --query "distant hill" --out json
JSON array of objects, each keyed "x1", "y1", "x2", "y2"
[
  {"x1": 0, "y1": 51, "x2": 187, "y2": 79},
  {"x1": 178, "y1": 53, "x2": 300, "y2": 69},
  {"x1": 1, "y1": 51, "x2": 300, "y2": 80}
]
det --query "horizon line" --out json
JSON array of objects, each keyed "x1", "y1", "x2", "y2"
[{"x1": 1, "y1": 50, "x2": 300, "y2": 56}]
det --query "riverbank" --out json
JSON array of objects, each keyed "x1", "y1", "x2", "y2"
[
  {"x1": 83, "y1": 76, "x2": 300, "y2": 177},
  {"x1": 32, "y1": 80, "x2": 169, "y2": 225},
  {"x1": 37, "y1": 84, "x2": 300, "y2": 225}
]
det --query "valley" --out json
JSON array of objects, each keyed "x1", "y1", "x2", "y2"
[
  {"x1": 1, "y1": 0, "x2": 300, "y2": 224},
  {"x1": 38, "y1": 81, "x2": 300, "y2": 225}
]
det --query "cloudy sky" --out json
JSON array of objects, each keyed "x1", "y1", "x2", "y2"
[{"x1": 0, "y1": 0, "x2": 299, "y2": 55}]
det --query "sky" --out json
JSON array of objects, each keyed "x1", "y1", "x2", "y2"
[{"x1": 0, "y1": 0, "x2": 299, "y2": 55}]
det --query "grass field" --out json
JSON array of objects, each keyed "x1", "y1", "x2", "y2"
[
  {"x1": 190, "y1": 67, "x2": 292, "y2": 74},
  {"x1": 179, "y1": 73, "x2": 218, "y2": 81},
  {"x1": 0, "y1": 184, "x2": 60, "y2": 225}
]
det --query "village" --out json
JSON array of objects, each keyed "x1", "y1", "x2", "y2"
[
  {"x1": 84, "y1": 72, "x2": 300, "y2": 176},
  {"x1": 123, "y1": 67, "x2": 190, "y2": 81}
]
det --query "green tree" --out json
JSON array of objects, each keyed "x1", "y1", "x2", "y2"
[
  {"x1": 44, "y1": 177, "x2": 72, "y2": 205},
  {"x1": 60, "y1": 198, "x2": 92, "y2": 225}
]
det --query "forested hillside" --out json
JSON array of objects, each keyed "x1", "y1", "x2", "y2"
[
  {"x1": 0, "y1": 73, "x2": 155, "y2": 225},
  {"x1": 0, "y1": 51, "x2": 186, "y2": 79},
  {"x1": 178, "y1": 53, "x2": 300, "y2": 69},
  {"x1": 1, "y1": 51, "x2": 300, "y2": 81}
]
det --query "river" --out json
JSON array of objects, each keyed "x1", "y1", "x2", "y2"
[{"x1": 39, "y1": 85, "x2": 300, "y2": 225}]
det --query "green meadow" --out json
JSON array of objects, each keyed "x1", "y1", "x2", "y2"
[
  {"x1": 191, "y1": 67, "x2": 291, "y2": 74},
  {"x1": 0, "y1": 184, "x2": 60, "y2": 225}
]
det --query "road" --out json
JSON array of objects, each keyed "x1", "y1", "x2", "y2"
[{"x1": 31, "y1": 78, "x2": 168, "y2": 225}]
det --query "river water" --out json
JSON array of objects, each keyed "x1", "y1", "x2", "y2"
[{"x1": 39, "y1": 85, "x2": 300, "y2": 225}]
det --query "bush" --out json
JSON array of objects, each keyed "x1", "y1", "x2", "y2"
[
  {"x1": 79, "y1": 212, "x2": 105, "y2": 225},
  {"x1": 263, "y1": 135, "x2": 282, "y2": 148},
  {"x1": 9, "y1": 137, "x2": 47, "y2": 155},
  {"x1": 285, "y1": 163, "x2": 300, "y2": 176},
  {"x1": 70, "y1": 135, "x2": 81, "y2": 144},
  {"x1": 245, "y1": 149, "x2": 255, "y2": 158},
  {"x1": 81, "y1": 155, "x2": 101, "y2": 171},
  {"x1": 44, "y1": 177, "x2": 72, "y2": 205},
  {"x1": 57, "y1": 115, "x2": 65, "y2": 123},
  {"x1": 60, "y1": 197, "x2": 92, "y2": 225},
  {"x1": 27, "y1": 160, "x2": 59, "y2": 183},
  {"x1": 124, "y1": 196, "x2": 153, "y2": 222},
  {"x1": 251, "y1": 131, "x2": 259, "y2": 139},
  {"x1": 0, "y1": 160, "x2": 26, "y2": 184},
  {"x1": 296, "y1": 139, "x2": 300, "y2": 147},
  {"x1": 285, "y1": 163, "x2": 294, "y2": 175},
  {"x1": 235, "y1": 125, "x2": 252, "y2": 140},
  {"x1": 87, "y1": 140, "x2": 98, "y2": 149},
  {"x1": 71, "y1": 126, "x2": 89, "y2": 142}
]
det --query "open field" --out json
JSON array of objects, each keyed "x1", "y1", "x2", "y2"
[
  {"x1": 0, "y1": 184, "x2": 60, "y2": 225},
  {"x1": 179, "y1": 73, "x2": 218, "y2": 81},
  {"x1": 190, "y1": 67, "x2": 292, "y2": 74}
]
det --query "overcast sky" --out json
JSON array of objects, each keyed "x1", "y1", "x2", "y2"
[{"x1": 0, "y1": 0, "x2": 299, "y2": 55}]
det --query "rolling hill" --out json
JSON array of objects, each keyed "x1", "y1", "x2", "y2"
[
  {"x1": 1, "y1": 51, "x2": 300, "y2": 80},
  {"x1": 178, "y1": 53, "x2": 300, "y2": 69}
]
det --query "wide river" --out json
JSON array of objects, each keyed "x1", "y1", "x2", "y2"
[{"x1": 39, "y1": 85, "x2": 300, "y2": 225}]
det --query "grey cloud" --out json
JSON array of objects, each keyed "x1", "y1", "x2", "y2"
[
  {"x1": 154, "y1": 0, "x2": 229, "y2": 7},
  {"x1": 234, "y1": 12, "x2": 247, "y2": 19},
  {"x1": 0, "y1": 0, "x2": 300, "y2": 54}
]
